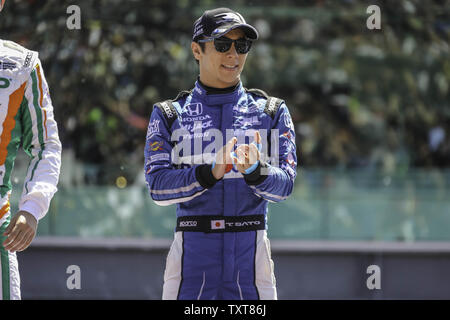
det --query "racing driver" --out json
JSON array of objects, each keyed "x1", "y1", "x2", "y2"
[
  {"x1": 144, "y1": 7, "x2": 297, "y2": 300},
  {"x1": 0, "y1": 0, "x2": 62, "y2": 299}
]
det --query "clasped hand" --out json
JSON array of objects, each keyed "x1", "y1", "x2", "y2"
[
  {"x1": 2, "y1": 211, "x2": 37, "y2": 252},
  {"x1": 212, "y1": 131, "x2": 261, "y2": 180}
]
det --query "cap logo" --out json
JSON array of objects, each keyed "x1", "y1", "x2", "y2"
[
  {"x1": 212, "y1": 28, "x2": 228, "y2": 36},
  {"x1": 214, "y1": 12, "x2": 245, "y2": 24}
]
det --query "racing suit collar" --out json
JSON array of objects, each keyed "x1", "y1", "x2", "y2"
[
  {"x1": 197, "y1": 78, "x2": 240, "y2": 94},
  {"x1": 193, "y1": 79, "x2": 244, "y2": 105}
]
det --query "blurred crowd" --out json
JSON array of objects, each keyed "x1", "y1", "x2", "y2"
[{"x1": 0, "y1": 0, "x2": 448, "y2": 185}]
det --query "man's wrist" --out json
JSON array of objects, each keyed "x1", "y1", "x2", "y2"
[
  {"x1": 195, "y1": 164, "x2": 221, "y2": 189},
  {"x1": 244, "y1": 160, "x2": 260, "y2": 174},
  {"x1": 19, "y1": 201, "x2": 42, "y2": 222},
  {"x1": 243, "y1": 161, "x2": 268, "y2": 186}
]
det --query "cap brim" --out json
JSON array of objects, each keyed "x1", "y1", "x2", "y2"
[{"x1": 211, "y1": 23, "x2": 259, "y2": 40}]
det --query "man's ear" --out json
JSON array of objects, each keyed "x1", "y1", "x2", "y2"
[{"x1": 191, "y1": 42, "x2": 202, "y2": 60}]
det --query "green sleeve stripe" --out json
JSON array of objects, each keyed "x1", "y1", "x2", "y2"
[
  {"x1": 20, "y1": 96, "x2": 33, "y2": 152},
  {"x1": 25, "y1": 70, "x2": 46, "y2": 193},
  {"x1": 26, "y1": 150, "x2": 43, "y2": 194}
]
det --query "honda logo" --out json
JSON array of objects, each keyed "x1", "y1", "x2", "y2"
[{"x1": 186, "y1": 103, "x2": 203, "y2": 117}]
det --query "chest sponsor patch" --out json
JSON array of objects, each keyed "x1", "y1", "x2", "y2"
[
  {"x1": 181, "y1": 120, "x2": 213, "y2": 132},
  {"x1": 180, "y1": 114, "x2": 211, "y2": 122},
  {"x1": 146, "y1": 119, "x2": 160, "y2": 139},
  {"x1": 0, "y1": 61, "x2": 16, "y2": 70},
  {"x1": 234, "y1": 115, "x2": 261, "y2": 128},
  {"x1": 233, "y1": 102, "x2": 260, "y2": 113},
  {"x1": 185, "y1": 103, "x2": 203, "y2": 116},
  {"x1": 149, "y1": 153, "x2": 170, "y2": 163},
  {"x1": 149, "y1": 141, "x2": 164, "y2": 151}
]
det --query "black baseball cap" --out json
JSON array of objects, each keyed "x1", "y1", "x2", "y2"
[{"x1": 192, "y1": 8, "x2": 259, "y2": 42}]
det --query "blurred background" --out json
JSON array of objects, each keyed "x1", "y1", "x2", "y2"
[{"x1": 0, "y1": 0, "x2": 449, "y2": 299}]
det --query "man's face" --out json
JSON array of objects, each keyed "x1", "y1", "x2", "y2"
[{"x1": 192, "y1": 28, "x2": 249, "y2": 88}]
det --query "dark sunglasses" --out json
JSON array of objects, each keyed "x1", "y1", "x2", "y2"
[{"x1": 198, "y1": 36, "x2": 253, "y2": 54}]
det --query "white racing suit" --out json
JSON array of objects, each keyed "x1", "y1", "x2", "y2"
[{"x1": 0, "y1": 40, "x2": 61, "y2": 300}]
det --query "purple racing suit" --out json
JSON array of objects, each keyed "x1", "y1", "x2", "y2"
[{"x1": 144, "y1": 80, "x2": 297, "y2": 300}]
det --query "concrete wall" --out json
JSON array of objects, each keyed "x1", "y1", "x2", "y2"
[{"x1": 17, "y1": 237, "x2": 450, "y2": 299}]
